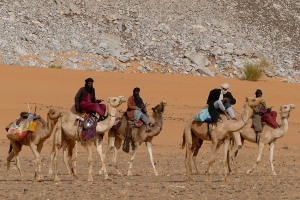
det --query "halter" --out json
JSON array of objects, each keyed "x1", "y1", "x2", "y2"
[
  {"x1": 107, "y1": 113, "x2": 116, "y2": 117},
  {"x1": 106, "y1": 97, "x2": 125, "y2": 118},
  {"x1": 241, "y1": 113, "x2": 248, "y2": 124}
]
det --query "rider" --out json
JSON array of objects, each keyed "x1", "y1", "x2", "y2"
[
  {"x1": 253, "y1": 89, "x2": 267, "y2": 136},
  {"x1": 206, "y1": 83, "x2": 237, "y2": 124},
  {"x1": 126, "y1": 87, "x2": 151, "y2": 131},
  {"x1": 252, "y1": 89, "x2": 277, "y2": 142},
  {"x1": 74, "y1": 78, "x2": 107, "y2": 121}
]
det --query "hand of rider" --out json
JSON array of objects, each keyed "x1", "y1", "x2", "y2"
[
  {"x1": 95, "y1": 99, "x2": 103, "y2": 103},
  {"x1": 222, "y1": 98, "x2": 229, "y2": 102}
]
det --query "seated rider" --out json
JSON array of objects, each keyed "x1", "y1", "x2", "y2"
[
  {"x1": 252, "y1": 89, "x2": 267, "y2": 136},
  {"x1": 126, "y1": 87, "x2": 151, "y2": 131},
  {"x1": 252, "y1": 89, "x2": 277, "y2": 142},
  {"x1": 206, "y1": 83, "x2": 237, "y2": 124},
  {"x1": 74, "y1": 78, "x2": 107, "y2": 122}
]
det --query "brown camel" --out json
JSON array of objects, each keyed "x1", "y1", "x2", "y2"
[
  {"x1": 228, "y1": 103, "x2": 296, "y2": 175},
  {"x1": 6, "y1": 109, "x2": 61, "y2": 181},
  {"x1": 101, "y1": 101, "x2": 166, "y2": 176},
  {"x1": 51, "y1": 96, "x2": 126, "y2": 181},
  {"x1": 183, "y1": 97, "x2": 264, "y2": 181}
]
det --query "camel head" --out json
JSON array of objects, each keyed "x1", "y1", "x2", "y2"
[
  {"x1": 107, "y1": 96, "x2": 126, "y2": 108},
  {"x1": 280, "y1": 104, "x2": 296, "y2": 118},
  {"x1": 246, "y1": 97, "x2": 265, "y2": 108},
  {"x1": 47, "y1": 108, "x2": 62, "y2": 121},
  {"x1": 151, "y1": 101, "x2": 167, "y2": 114}
]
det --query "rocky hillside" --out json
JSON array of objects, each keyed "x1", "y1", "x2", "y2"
[{"x1": 0, "y1": 0, "x2": 299, "y2": 82}]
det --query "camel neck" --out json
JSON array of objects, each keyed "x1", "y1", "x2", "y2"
[{"x1": 229, "y1": 102, "x2": 252, "y2": 132}]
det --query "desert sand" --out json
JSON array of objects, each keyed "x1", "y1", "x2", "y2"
[{"x1": 0, "y1": 64, "x2": 300, "y2": 199}]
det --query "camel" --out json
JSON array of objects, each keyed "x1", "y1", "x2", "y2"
[
  {"x1": 101, "y1": 101, "x2": 166, "y2": 176},
  {"x1": 51, "y1": 96, "x2": 126, "y2": 181},
  {"x1": 228, "y1": 103, "x2": 296, "y2": 175},
  {"x1": 183, "y1": 97, "x2": 264, "y2": 181},
  {"x1": 6, "y1": 109, "x2": 61, "y2": 181}
]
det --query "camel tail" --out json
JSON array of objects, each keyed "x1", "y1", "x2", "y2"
[{"x1": 181, "y1": 132, "x2": 186, "y2": 149}]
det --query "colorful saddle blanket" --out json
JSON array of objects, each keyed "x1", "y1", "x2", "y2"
[
  {"x1": 7, "y1": 114, "x2": 34, "y2": 141},
  {"x1": 194, "y1": 108, "x2": 212, "y2": 123}
]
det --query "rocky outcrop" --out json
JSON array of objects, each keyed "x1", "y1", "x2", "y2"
[{"x1": 0, "y1": 0, "x2": 299, "y2": 82}]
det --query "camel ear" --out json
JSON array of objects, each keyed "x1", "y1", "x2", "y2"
[
  {"x1": 290, "y1": 104, "x2": 296, "y2": 110},
  {"x1": 152, "y1": 106, "x2": 158, "y2": 113}
]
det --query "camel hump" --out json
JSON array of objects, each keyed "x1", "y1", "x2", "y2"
[{"x1": 70, "y1": 105, "x2": 78, "y2": 114}]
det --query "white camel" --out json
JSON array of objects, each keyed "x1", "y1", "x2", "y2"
[
  {"x1": 50, "y1": 96, "x2": 126, "y2": 181},
  {"x1": 229, "y1": 103, "x2": 296, "y2": 175}
]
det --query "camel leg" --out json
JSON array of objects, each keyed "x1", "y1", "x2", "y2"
[
  {"x1": 36, "y1": 142, "x2": 44, "y2": 181},
  {"x1": 269, "y1": 142, "x2": 277, "y2": 175},
  {"x1": 228, "y1": 138, "x2": 244, "y2": 175},
  {"x1": 247, "y1": 142, "x2": 265, "y2": 174},
  {"x1": 100, "y1": 136, "x2": 122, "y2": 176},
  {"x1": 192, "y1": 139, "x2": 203, "y2": 175},
  {"x1": 87, "y1": 143, "x2": 94, "y2": 182},
  {"x1": 99, "y1": 141, "x2": 110, "y2": 175},
  {"x1": 62, "y1": 141, "x2": 72, "y2": 175},
  {"x1": 111, "y1": 146, "x2": 121, "y2": 175},
  {"x1": 72, "y1": 141, "x2": 78, "y2": 176},
  {"x1": 7, "y1": 148, "x2": 15, "y2": 171},
  {"x1": 183, "y1": 127, "x2": 193, "y2": 181},
  {"x1": 127, "y1": 144, "x2": 138, "y2": 176},
  {"x1": 222, "y1": 139, "x2": 230, "y2": 182},
  {"x1": 53, "y1": 144, "x2": 61, "y2": 181},
  {"x1": 48, "y1": 140, "x2": 56, "y2": 175},
  {"x1": 206, "y1": 141, "x2": 222, "y2": 180},
  {"x1": 30, "y1": 143, "x2": 42, "y2": 181},
  {"x1": 7, "y1": 142, "x2": 24, "y2": 180},
  {"x1": 95, "y1": 138, "x2": 109, "y2": 180},
  {"x1": 64, "y1": 141, "x2": 76, "y2": 179},
  {"x1": 146, "y1": 142, "x2": 158, "y2": 176}
]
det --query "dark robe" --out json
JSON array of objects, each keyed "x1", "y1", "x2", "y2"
[{"x1": 206, "y1": 88, "x2": 236, "y2": 123}]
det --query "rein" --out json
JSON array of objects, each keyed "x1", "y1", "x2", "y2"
[{"x1": 241, "y1": 113, "x2": 248, "y2": 124}]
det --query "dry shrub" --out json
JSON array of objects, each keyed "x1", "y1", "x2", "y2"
[{"x1": 241, "y1": 59, "x2": 271, "y2": 81}]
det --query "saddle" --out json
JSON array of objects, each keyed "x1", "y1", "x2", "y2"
[
  {"x1": 74, "y1": 113, "x2": 98, "y2": 142},
  {"x1": 6, "y1": 112, "x2": 44, "y2": 141}
]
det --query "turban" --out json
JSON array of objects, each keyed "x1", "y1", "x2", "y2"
[{"x1": 85, "y1": 78, "x2": 94, "y2": 83}]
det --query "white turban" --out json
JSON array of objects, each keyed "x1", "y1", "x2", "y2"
[{"x1": 221, "y1": 83, "x2": 230, "y2": 89}]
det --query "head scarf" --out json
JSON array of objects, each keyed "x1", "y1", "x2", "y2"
[
  {"x1": 133, "y1": 87, "x2": 144, "y2": 108},
  {"x1": 84, "y1": 78, "x2": 95, "y2": 94},
  {"x1": 255, "y1": 89, "x2": 262, "y2": 97},
  {"x1": 221, "y1": 83, "x2": 229, "y2": 94}
]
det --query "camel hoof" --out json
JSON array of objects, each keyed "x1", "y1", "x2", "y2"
[
  {"x1": 186, "y1": 176, "x2": 193, "y2": 182},
  {"x1": 154, "y1": 172, "x2": 159, "y2": 176},
  {"x1": 272, "y1": 172, "x2": 277, "y2": 176},
  {"x1": 127, "y1": 172, "x2": 132, "y2": 176},
  {"x1": 98, "y1": 170, "x2": 104, "y2": 175},
  {"x1": 36, "y1": 175, "x2": 43, "y2": 182},
  {"x1": 117, "y1": 172, "x2": 123, "y2": 177},
  {"x1": 73, "y1": 175, "x2": 78, "y2": 180},
  {"x1": 88, "y1": 178, "x2": 94, "y2": 182},
  {"x1": 54, "y1": 176, "x2": 61, "y2": 182},
  {"x1": 48, "y1": 170, "x2": 53, "y2": 176},
  {"x1": 246, "y1": 170, "x2": 252, "y2": 175}
]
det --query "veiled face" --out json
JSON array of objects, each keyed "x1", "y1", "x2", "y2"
[
  {"x1": 221, "y1": 87, "x2": 228, "y2": 94},
  {"x1": 86, "y1": 82, "x2": 93, "y2": 88}
]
